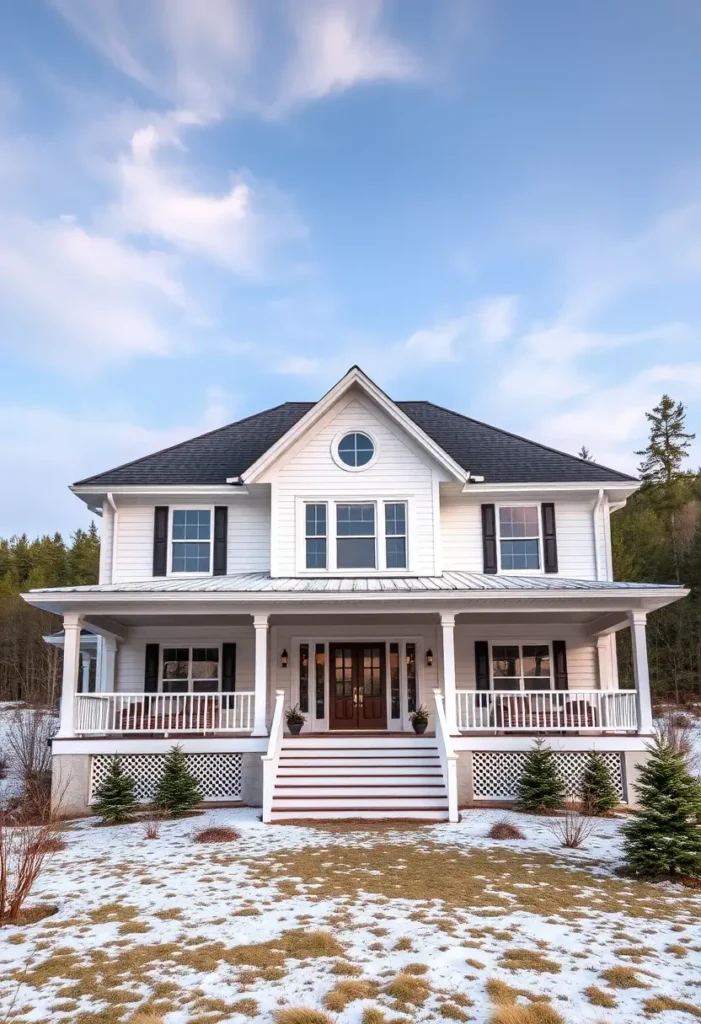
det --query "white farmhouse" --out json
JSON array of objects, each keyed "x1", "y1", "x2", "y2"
[{"x1": 23, "y1": 367, "x2": 687, "y2": 820}]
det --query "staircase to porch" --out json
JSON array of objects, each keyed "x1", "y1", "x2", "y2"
[{"x1": 268, "y1": 735, "x2": 450, "y2": 821}]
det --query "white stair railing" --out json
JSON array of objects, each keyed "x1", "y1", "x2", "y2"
[
  {"x1": 433, "y1": 689, "x2": 459, "y2": 824},
  {"x1": 262, "y1": 690, "x2": 285, "y2": 824}
]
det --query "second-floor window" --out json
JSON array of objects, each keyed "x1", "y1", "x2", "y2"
[
  {"x1": 498, "y1": 506, "x2": 541, "y2": 571},
  {"x1": 337, "y1": 503, "x2": 376, "y2": 569},
  {"x1": 171, "y1": 509, "x2": 212, "y2": 573},
  {"x1": 385, "y1": 502, "x2": 407, "y2": 569},
  {"x1": 305, "y1": 503, "x2": 327, "y2": 569},
  {"x1": 303, "y1": 499, "x2": 410, "y2": 572}
]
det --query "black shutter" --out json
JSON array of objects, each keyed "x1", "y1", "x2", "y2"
[
  {"x1": 213, "y1": 506, "x2": 228, "y2": 576},
  {"x1": 221, "y1": 643, "x2": 236, "y2": 692},
  {"x1": 481, "y1": 504, "x2": 498, "y2": 574},
  {"x1": 144, "y1": 643, "x2": 159, "y2": 693},
  {"x1": 553, "y1": 640, "x2": 568, "y2": 690},
  {"x1": 153, "y1": 506, "x2": 168, "y2": 576},
  {"x1": 475, "y1": 640, "x2": 490, "y2": 690},
  {"x1": 541, "y1": 502, "x2": 558, "y2": 574}
]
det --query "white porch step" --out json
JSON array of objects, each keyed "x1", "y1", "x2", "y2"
[{"x1": 269, "y1": 736, "x2": 448, "y2": 821}]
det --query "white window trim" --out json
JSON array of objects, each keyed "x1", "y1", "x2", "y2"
[
  {"x1": 384, "y1": 501, "x2": 408, "y2": 571},
  {"x1": 489, "y1": 641, "x2": 553, "y2": 691},
  {"x1": 296, "y1": 497, "x2": 413, "y2": 575},
  {"x1": 167, "y1": 505, "x2": 215, "y2": 577},
  {"x1": 331, "y1": 429, "x2": 379, "y2": 473},
  {"x1": 495, "y1": 502, "x2": 543, "y2": 575},
  {"x1": 159, "y1": 643, "x2": 222, "y2": 693},
  {"x1": 304, "y1": 502, "x2": 328, "y2": 571}
]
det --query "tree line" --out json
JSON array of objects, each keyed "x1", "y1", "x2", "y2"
[{"x1": 0, "y1": 398, "x2": 699, "y2": 707}]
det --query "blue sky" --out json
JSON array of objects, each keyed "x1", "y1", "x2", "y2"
[{"x1": 1, "y1": 0, "x2": 701, "y2": 536}]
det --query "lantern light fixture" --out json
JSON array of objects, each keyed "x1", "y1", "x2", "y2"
[
  {"x1": 426, "y1": 649, "x2": 433, "y2": 666},
  {"x1": 280, "y1": 649, "x2": 289, "y2": 669}
]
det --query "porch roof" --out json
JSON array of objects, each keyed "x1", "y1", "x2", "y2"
[{"x1": 26, "y1": 570, "x2": 684, "y2": 596}]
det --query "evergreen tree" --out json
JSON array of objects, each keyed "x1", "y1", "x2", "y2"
[
  {"x1": 516, "y1": 740, "x2": 565, "y2": 813},
  {"x1": 154, "y1": 744, "x2": 202, "y2": 816},
  {"x1": 68, "y1": 523, "x2": 100, "y2": 585},
  {"x1": 579, "y1": 751, "x2": 619, "y2": 816},
  {"x1": 93, "y1": 757, "x2": 137, "y2": 824},
  {"x1": 636, "y1": 395, "x2": 695, "y2": 485},
  {"x1": 622, "y1": 738, "x2": 701, "y2": 878},
  {"x1": 578, "y1": 445, "x2": 594, "y2": 463}
]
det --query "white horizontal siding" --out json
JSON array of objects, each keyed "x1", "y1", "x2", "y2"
[
  {"x1": 273, "y1": 396, "x2": 439, "y2": 577},
  {"x1": 113, "y1": 505, "x2": 154, "y2": 582},
  {"x1": 455, "y1": 623, "x2": 599, "y2": 692},
  {"x1": 115, "y1": 626, "x2": 255, "y2": 694},
  {"x1": 228, "y1": 494, "x2": 270, "y2": 573},
  {"x1": 440, "y1": 492, "x2": 601, "y2": 581}
]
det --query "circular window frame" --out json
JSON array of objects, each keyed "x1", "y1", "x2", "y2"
[{"x1": 331, "y1": 430, "x2": 378, "y2": 472}]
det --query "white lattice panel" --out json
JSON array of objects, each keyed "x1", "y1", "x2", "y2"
[
  {"x1": 472, "y1": 751, "x2": 624, "y2": 802},
  {"x1": 90, "y1": 754, "x2": 243, "y2": 804}
]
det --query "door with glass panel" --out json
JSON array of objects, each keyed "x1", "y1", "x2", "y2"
[{"x1": 329, "y1": 643, "x2": 387, "y2": 729}]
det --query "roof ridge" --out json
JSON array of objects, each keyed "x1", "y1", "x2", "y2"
[
  {"x1": 72, "y1": 401, "x2": 312, "y2": 487},
  {"x1": 397, "y1": 400, "x2": 636, "y2": 482}
]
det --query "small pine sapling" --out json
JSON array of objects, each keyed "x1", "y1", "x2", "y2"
[
  {"x1": 93, "y1": 757, "x2": 137, "y2": 824},
  {"x1": 622, "y1": 737, "x2": 701, "y2": 879},
  {"x1": 154, "y1": 744, "x2": 202, "y2": 816},
  {"x1": 516, "y1": 739, "x2": 565, "y2": 814},
  {"x1": 579, "y1": 751, "x2": 619, "y2": 816}
]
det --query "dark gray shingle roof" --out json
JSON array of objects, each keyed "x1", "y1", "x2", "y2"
[{"x1": 74, "y1": 399, "x2": 635, "y2": 487}]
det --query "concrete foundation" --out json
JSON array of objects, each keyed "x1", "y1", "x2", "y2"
[
  {"x1": 240, "y1": 752, "x2": 263, "y2": 805},
  {"x1": 52, "y1": 753, "x2": 92, "y2": 818}
]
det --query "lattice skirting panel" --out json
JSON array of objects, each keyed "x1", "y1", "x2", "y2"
[
  {"x1": 90, "y1": 754, "x2": 243, "y2": 804},
  {"x1": 472, "y1": 751, "x2": 625, "y2": 802}
]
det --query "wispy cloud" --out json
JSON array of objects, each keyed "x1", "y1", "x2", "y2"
[{"x1": 51, "y1": 0, "x2": 420, "y2": 120}]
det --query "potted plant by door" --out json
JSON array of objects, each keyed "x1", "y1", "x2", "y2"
[
  {"x1": 410, "y1": 705, "x2": 430, "y2": 735},
  {"x1": 286, "y1": 705, "x2": 306, "y2": 736}
]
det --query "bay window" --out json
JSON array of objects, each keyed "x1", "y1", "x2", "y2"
[{"x1": 302, "y1": 499, "x2": 410, "y2": 572}]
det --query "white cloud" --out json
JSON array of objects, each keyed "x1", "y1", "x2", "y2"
[
  {"x1": 401, "y1": 296, "x2": 518, "y2": 363},
  {"x1": 0, "y1": 214, "x2": 193, "y2": 366},
  {"x1": 111, "y1": 125, "x2": 305, "y2": 274},
  {"x1": 276, "y1": 355, "x2": 324, "y2": 375},
  {"x1": 52, "y1": 0, "x2": 420, "y2": 119}
]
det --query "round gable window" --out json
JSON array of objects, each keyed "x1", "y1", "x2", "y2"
[{"x1": 336, "y1": 431, "x2": 375, "y2": 469}]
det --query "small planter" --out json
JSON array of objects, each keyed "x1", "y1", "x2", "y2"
[
  {"x1": 287, "y1": 720, "x2": 303, "y2": 736},
  {"x1": 412, "y1": 719, "x2": 428, "y2": 735},
  {"x1": 285, "y1": 704, "x2": 306, "y2": 736},
  {"x1": 409, "y1": 704, "x2": 430, "y2": 735}
]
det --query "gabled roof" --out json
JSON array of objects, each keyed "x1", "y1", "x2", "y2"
[{"x1": 73, "y1": 370, "x2": 636, "y2": 489}]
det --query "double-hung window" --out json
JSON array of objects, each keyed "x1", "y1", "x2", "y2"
[
  {"x1": 336, "y1": 503, "x2": 376, "y2": 569},
  {"x1": 161, "y1": 647, "x2": 220, "y2": 693},
  {"x1": 385, "y1": 502, "x2": 407, "y2": 569},
  {"x1": 171, "y1": 509, "x2": 212, "y2": 573},
  {"x1": 492, "y1": 644, "x2": 551, "y2": 691},
  {"x1": 305, "y1": 503, "x2": 327, "y2": 569},
  {"x1": 498, "y1": 506, "x2": 541, "y2": 571}
]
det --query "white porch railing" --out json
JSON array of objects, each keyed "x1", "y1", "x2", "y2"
[
  {"x1": 433, "y1": 689, "x2": 459, "y2": 823},
  {"x1": 456, "y1": 689, "x2": 639, "y2": 733},
  {"x1": 262, "y1": 690, "x2": 285, "y2": 824},
  {"x1": 74, "y1": 692, "x2": 255, "y2": 734}
]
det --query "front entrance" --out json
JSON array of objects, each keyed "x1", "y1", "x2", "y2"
[{"x1": 329, "y1": 643, "x2": 387, "y2": 730}]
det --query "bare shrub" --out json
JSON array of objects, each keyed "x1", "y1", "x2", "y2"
[
  {"x1": 193, "y1": 825, "x2": 239, "y2": 844},
  {"x1": 3, "y1": 706, "x2": 56, "y2": 821},
  {"x1": 545, "y1": 805, "x2": 595, "y2": 849},
  {"x1": 657, "y1": 713, "x2": 700, "y2": 774},
  {"x1": 0, "y1": 755, "x2": 7, "y2": 782},
  {"x1": 0, "y1": 815, "x2": 60, "y2": 924},
  {"x1": 488, "y1": 819, "x2": 525, "y2": 841},
  {"x1": 141, "y1": 810, "x2": 165, "y2": 841}
]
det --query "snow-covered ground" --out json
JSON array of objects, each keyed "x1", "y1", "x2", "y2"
[{"x1": 0, "y1": 807, "x2": 699, "y2": 1024}]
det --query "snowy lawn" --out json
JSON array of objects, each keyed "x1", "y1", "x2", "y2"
[{"x1": 0, "y1": 807, "x2": 700, "y2": 1024}]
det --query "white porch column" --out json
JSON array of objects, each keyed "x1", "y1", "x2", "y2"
[
  {"x1": 99, "y1": 636, "x2": 118, "y2": 693},
  {"x1": 57, "y1": 614, "x2": 82, "y2": 738},
  {"x1": 596, "y1": 635, "x2": 615, "y2": 690},
  {"x1": 252, "y1": 613, "x2": 269, "y2": 736},
  {"x1": 440, "y1": 611, "x2": 458, "y2": 735},
  {"x1": 80, "y1": 652, "x2": 92, "y2": 694},
  {"x1": 629, "y1": 610, "x2": 654, "y2": 734}
]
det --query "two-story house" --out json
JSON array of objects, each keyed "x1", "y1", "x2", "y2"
[{"x1": 24, "y1": 367, "x2": 687, "y2": 821}]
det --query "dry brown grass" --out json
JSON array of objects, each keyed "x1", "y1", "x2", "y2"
[
  {"x1": 403, "y1": 963, "x2": 429, "y2": 975},
  {"x1": 193, "y1": 826, "x2": 239, "y2": 844},
  {"x1": 361, "y1": 1011, "x2": 388, "y2": 1024},
  {"x1": 485, "y1": 980, "x2": 550, "y2": 1006},
  {"x1": 643, "y1": 996, "x2": 701, "y2": 1018},
  {"x1": 275, "y1": 1010, "x2": 334, "y2": 1024},
  {"x1": 440, "y1": 1003, "x2": 470, "y2": 1020},
  {"x1": 500, "y1": 948, "x2": 561, "y2": 974},
  {"x1": 324, "y1": 979, "x2": 378, "y2": 1011},
  {"x1": 230, "y1": 998, "x2": 259, "y2": 1017},
  {"x1": 393, "y1": 936, "x2": 412, "y2": 951},
  {"x1": 488, "y1": 820, "x2": 525, "y2": 840},
  {"x1": 584, "y1": 986, "x2": 617, "y2": 1008},
  {"x1": 384, "y1": 973, "x2": 431, "y2": 1005},
  {"x1": 599, "y1": 966, "x2": 649, "y2": 989},
  {"x1": 330, "y1": 960, "x2": 363, "y2": 976},
  {"x1": 489, "y1": 1006, "x2": 565, "y2": 1024}
]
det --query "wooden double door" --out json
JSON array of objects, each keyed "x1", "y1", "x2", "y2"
[{"x1": 329, "y1": 643, "x2": 387, "y2": 730}]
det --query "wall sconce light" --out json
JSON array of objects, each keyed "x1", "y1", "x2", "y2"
[
  {"x1": 280, "y1": 649, "x2": 289, "y2": 669},
  {"x1": 425, "y1": 649, "x2": 434, "y2": 667}
]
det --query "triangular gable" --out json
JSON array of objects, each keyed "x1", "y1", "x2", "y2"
[{"x1": 239, "y1": 366, "x2": 468, "y2": 484}]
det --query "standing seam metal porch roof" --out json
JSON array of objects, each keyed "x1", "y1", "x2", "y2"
[
  {"x1": 28, "y1": 572, "x2": 678, "y2": 595},
  {"x1": 73, "y1": 400, "x2": 636, "y2": 488}
]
